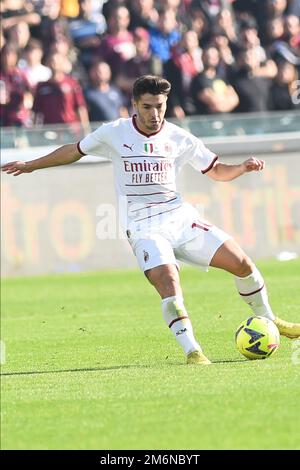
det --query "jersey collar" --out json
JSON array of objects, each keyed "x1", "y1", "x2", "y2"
[{"x1": 132, "y1": 115, "x2": 165, "y2": 138}]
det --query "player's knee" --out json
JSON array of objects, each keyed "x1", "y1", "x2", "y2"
[{"x1": 236, "y1": 256, "x2": 254, "y2": 277}]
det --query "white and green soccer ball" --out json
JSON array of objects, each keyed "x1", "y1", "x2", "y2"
[{"x1": 235, "y1": 316, "x2": 280, "y2": 360}]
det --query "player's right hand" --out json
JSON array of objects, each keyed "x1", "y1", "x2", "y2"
[{"x1": 1, "y1": 161, "x2": 33, "y2": 176}]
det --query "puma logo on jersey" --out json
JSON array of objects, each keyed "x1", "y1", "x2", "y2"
[{"x1": 123, "y1": 143, "x2": 134, "y2": 151}]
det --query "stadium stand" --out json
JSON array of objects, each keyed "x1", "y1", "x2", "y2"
[{"x1": 1, "y1": 0, "x2": 299, "y2": 128}]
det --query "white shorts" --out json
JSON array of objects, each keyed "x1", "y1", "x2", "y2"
[{"x1": 127, "y1": 203, "x2": 231, "y2": 272}]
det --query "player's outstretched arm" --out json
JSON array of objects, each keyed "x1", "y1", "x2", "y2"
[
  {"x1": 1, "y1": 143, "x2": 82, "y2": 176},
  {"x1": 206, "y1": 156, "x2": 265, "y2": 182}
]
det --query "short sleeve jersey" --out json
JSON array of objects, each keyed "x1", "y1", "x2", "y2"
[{"x1": 78, "y1": 116, "x2": 218, "y2": 224}]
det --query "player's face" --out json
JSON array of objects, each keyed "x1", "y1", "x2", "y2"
[{"x1": 133, "y1": 93, "x2": 167, "y2": 133}]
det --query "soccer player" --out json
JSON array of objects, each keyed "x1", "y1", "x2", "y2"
[{"x1": 2, "y1": 75, "x2": 299, "y2": 364}]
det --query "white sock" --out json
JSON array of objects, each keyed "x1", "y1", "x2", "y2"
[
  {"x1": 235, "y1": 266, "x2": 275, "y2": 320},
  {"x1": 162, "y1": 296, "x2": 201, "y2": 355}
]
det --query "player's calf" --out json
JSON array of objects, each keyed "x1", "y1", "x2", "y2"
[
  {"x1": 145, "y1": 264, "x2": 182, "y2": 298},
  {"x1": 146, "y1": 264, "x2": 210, "y2": 363},
  {"x1": 162, "y1": 295, "x2": 210, "y2": 362}
]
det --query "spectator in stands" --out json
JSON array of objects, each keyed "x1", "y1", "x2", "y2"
[
  {"x1": 102, "y1": 0, "x2": 125, "y2": 21},
  {"x1": 239, "y1": 17, "x2": 269, "y2": 64},
  {"x1": 149, "y1": 8, "x2": 181, "y2": 64},
  {"x1": 188, "y1": 7, "x2": 209, "y2": 46},
  {"x1": 266, "y1": 15, "x2": 300, "y2": 64},
  {"x1": 250, "y1": 1, "x2": 287, "y2": 45},
  {"x1": 161, "y1": 0, "x2": 188, "y2": 21},
  {"x1": 232, "y1": 0, "x2": 260, "y2": 20},
  {"x1": 1, "y1": 0, "x2": 41, "y2": 30},
  {"x1": 68, "y1": 0, "x2": 106, "y2": 68},
  {"x1": 37, "y1": 0, "x2": 70, "y2": 48},
  {"x1": 19, "y1": 39, "x2": 52, "y2": 89},
  {"x1": 1, "y1": 0, "x2": 299, "y2": 129},
  {"x1": 128, "y1": 0, "x2": 159, "y2": 30},
  {"x1": 190, "y1": 0, "x2": 233, "y2": 24},
  {"x1": 207, "y1": 26, "x2": 235, "y2": 79},
  {"x1": 88, "y1": 0, "x2": 107, "y2": 25},
  {"x1": 6, "y1": 21, "x2": 31, "y2": 51},
  {"x1": 33, "y1": 51, "x2": 89, "y2": 131},
  {"x1": 215, "y1": 8, "x2": 238, "y2": 44},
  {"x1": 165, "y1": 30, "x2": 203, "y2": 119},
  {"x1": 270, "y1": 59, "x2": 300, "y2": 109},
  {"x1": 190, "y1": 45, "x2": 239, "y2": 114},
  {"x1": 0, "y1": 42, "x2": 32, "y2": 127},
  {"x1": 47, "y1": 36, "x2": 74, "y2": 75},
  {"x1": 266, "y1": 17, "x2": 285, "y2": 48},
  {"x1": 284, "y1": 14, "x2": 300, "y2": 51},
  {"x1": 99, "y1": 5, "x2": 136, "y2": 77},
  {"x1": 190, "y1": 0, "x2": 221, "y2": 20},
  {"x1": 265, "y1": 0, "x2": 288, "y2": 19},
  {"x1": 239, "y1": 17, "x2": 278, "y2": 78},
  {"x1": 115, "y1": 27, "x2": 162, "y2": 107},
  {"x1": 84, "y1": 60, "x2": 128, "y2": 121},
  {"x1": 232, "y1": 47, "x2": 273, "y2": 112},
  {"x1": 232, "y1": 2, "x2": 266, "y2": 45},
  {"x1": 48, "y1": 35, "x2": 89, "y2": 86}
]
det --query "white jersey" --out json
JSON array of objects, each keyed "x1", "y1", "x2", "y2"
[{"x1": 78, "y1": 116, "x2": 218, "y2": 230}]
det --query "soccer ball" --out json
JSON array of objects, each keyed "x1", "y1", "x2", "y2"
[{"x1": 235, "y1": 316, "x2": 280, "y2": 360}]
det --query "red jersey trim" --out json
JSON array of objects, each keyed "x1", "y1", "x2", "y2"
[
  {"x1": 129, "y1": 197, "x2": 178, "y2": 213},
  {"x1": 125, "y1": 182, "x2": 174, "y2": 187},
  {"x1": 201, "y1": 155, "x2": 219, "y2": 174},
  {"x1": 134, "y1": 205, "x2": 181, "y2": 222},
  {"x1": 169, "y1": 316, "x2": 189, "y2": 328},
  {"x1": 239, "y1": 284, "x2": 265, "y2": 297},
  {"x1": 126, "y1": 190, "x2": 175, "y2": 197},
  {"x1": 132, "y1": 115, "x2": 165, "y2": 138},
  {"x1": 191, "y1": 222, "x2": 209, "y2": 232},
  {"x1": 77, "y1": 142, "x2": 87, "y2": 156}
]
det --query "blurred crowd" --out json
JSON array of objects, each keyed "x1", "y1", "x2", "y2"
[{"x1": 0, "y1": 0, "x2": 300, "y2": 129}]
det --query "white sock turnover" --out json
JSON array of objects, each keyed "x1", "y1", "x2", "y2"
[
  {"x1": 161, "y1": 295, "x2": 201, "y2": 355},
  {"x1": 234, "y1": 266, "x2": 275, "y2": 320}
]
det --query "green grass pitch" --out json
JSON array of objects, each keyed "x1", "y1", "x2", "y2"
[{"x1": 1, "y1": 259, "x2": 299, "y2": 450}]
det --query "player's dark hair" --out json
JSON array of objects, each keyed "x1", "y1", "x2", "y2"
[{"x1": 133, "y1": 75, "x2": 171, "y2": 101}]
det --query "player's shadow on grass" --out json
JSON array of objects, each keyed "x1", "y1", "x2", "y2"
[
  {"x1": 212, "y1": 359, "x2": 247, "y2": 364},
  {"x1": 0, "y1": 365, "x2": 145, "y2": 376},
  {"x1": 165, "y1": 358, "x2": 247, "y2": 366},
  {"x1": 1, "y1": 359, "x2": 247, "y2": 376}
]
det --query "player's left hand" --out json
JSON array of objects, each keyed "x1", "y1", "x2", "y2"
[{"x1": 242, "y1": 157, "x2": 265, "y2": 173}]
